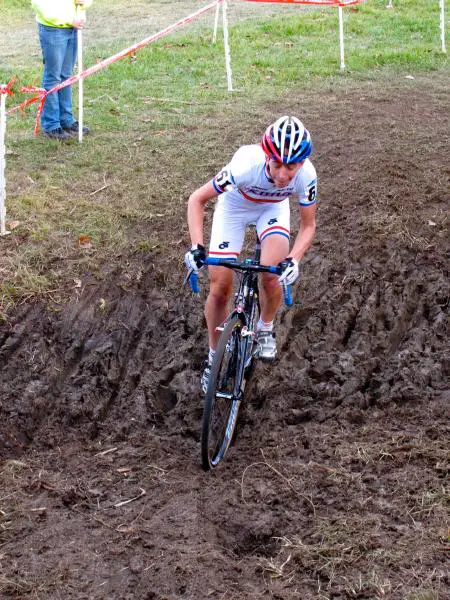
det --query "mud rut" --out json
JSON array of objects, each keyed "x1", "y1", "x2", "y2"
[{"x1": 0, "y1": 78, "x2": 448, "y2": 599}]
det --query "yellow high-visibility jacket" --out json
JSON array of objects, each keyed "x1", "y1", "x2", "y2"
[{"x1": 31, "y1": 0, "x2": 93, "y2": 28}]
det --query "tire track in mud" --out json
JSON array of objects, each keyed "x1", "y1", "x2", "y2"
[
  {"x1": 0, "y1": 234, "x2": 447, "y2": 458},
  {"x1": 0, "y1": 271, "x2": 205, "y2": 453},
  {"x1": 0, "y1": 76, "x2": 448, "y2": 457},
  {"x1": 234, "y1": 237, "x2": 447, "y2": 446},
  {"x1": 193, "y1": 251, "x2": 448, "y2": 594}
]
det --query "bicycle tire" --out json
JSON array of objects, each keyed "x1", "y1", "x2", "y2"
[{"x1": 201, "y1": 316, "x2": 243, "y2": 471}]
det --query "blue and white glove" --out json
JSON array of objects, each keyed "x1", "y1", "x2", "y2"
[
  {"x1": 184, "y1": 244, "x2": 207, "y2": 271},
  {"x1": 278, "y1": 257, "x2": 299, "y2": 286}
]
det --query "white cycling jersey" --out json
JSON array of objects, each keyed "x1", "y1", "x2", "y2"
[
  {"x1": 208, "y1": 144, "x2": 318, "y2": 260},
  {"x1": 213, "y1": 144, "x2": 318, "y2": 206}
]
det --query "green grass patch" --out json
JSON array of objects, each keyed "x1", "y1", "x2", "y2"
[{"x1": 1, "y1": 0, "x2": 33, "y2": 26}]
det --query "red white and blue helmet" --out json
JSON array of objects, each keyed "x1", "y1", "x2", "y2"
[{"x1": 261, "y1": 116, "x2": 312, "y2": 164}]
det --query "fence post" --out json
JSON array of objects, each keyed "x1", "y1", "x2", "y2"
[
  {"x1": 0, "y1": 85, "x2": 11, "y2": 237},
  {"x1": 222, "y1": 1, "x2": 234, "y2": 91},
  {"x1": 440, "y1": 0, "x2": 447, "y2": 53},
  {"x1": 339, "y1": 6, "x2": 345, "y2": 70}
]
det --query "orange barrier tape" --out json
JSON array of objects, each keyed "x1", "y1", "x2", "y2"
[
  {"x1": 0, "y1": 77, "x2": 17, "y2": 96},
  {"x1": 18, "y1": 87, "x2": 48, "y2": 134}
]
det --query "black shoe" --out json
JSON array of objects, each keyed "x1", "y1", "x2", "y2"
[
  {"x1": 63, "y1": 121, "x2": 90, "y2": 136},
  {"x1": 42, "y1": 127, "x2": 72, "y2": 141}
]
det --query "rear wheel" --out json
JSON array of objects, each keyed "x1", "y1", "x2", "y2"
[{"x1": 201, "y1": 316, "x2": 243, "y2": 471}]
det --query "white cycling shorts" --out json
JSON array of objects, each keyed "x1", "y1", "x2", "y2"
[{"x1": 208, "y1": 192, "x2": 290, "y2": 260}]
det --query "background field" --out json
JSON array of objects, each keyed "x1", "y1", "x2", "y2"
[
  {"x1": 0, "y1": 0, "x2": 448, "y2": 314},
  {"x1": 0, "y1": 1, "x2": 448, "y2": 599}
]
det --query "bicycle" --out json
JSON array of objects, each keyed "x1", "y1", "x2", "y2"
[{"x1": 186, "y1": 235, "x2": 292, "y2": 471}]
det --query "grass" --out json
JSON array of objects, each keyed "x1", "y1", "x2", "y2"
[
  {"x1": 0, "y1": 0, "x2": 448, "y2": 318},
  {"x1": 255, "y1": 426, "x2": 449, "y2": 599}
]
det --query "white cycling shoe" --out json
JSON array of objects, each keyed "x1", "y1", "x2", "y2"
[
  {"x1": 254, "y1": 331, "x2": 277, "y2": 360},
  {"x1": 201, "y1": 361, "x2": 211, "y2": 394}
]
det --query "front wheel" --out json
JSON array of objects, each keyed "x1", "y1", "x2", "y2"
[{"x1": 201, "y1": 316, "x2": 243, "y2": 471}]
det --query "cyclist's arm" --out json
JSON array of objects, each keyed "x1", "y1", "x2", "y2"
[
  {"x1": 289, "y1": 203, "x2": 317, "y2": 262},
  {"x1": 187, "y1": 180, "x2": 218, "y2": 246}
]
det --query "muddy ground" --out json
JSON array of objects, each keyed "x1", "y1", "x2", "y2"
[{"x1": 0, "y1": 75, "x2": 449, "y2": 599}]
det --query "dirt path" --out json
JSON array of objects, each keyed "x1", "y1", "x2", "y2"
[{"x1": 0, "y1": 76, "x2": 448, "y2": 598}]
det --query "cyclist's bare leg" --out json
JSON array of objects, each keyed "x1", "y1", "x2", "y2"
[
  {"x1": 205, "y1": 265, "x2": 234, "y2": 350},
  {"x1": 259, "y1": 235, "x2": 290, "y2": 322}
]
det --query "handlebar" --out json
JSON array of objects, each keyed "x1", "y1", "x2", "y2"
[{"x1": 184, "y1": 257, "x2": 293, "y2": 306}]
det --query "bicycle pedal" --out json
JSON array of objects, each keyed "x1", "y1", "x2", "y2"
[{"x1": 241, "y1": 327, "x2": 255, "y2": 338}]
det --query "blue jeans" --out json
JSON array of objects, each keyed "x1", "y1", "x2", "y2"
[{"x1": 38, "y1": 24, "x2": 78, "y2": 132}]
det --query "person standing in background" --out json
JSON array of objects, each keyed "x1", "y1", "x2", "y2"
[{"x1": 31, "y1": 0, "x2": 93, "y2": 140}]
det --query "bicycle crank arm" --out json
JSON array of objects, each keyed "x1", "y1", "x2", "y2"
[{"x1": 241, "y1": 327, "x2": 254, "y2": 338}]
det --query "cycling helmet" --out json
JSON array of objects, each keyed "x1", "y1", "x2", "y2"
[{"x1": 261, "y1": 115, "x2": 312, "y2": 164}]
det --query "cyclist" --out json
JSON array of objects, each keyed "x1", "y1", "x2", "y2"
[{"x1": 185, "y1": 116, "x2": 318, "y2": 393}]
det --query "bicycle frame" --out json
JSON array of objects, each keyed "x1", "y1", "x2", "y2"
[{"x1": 216, "y1": 267, "x2": 259, "y2": 400}]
